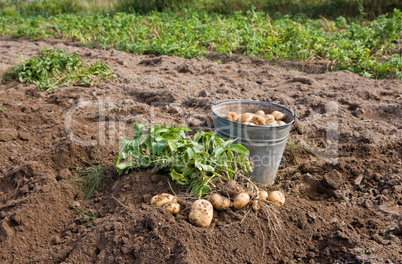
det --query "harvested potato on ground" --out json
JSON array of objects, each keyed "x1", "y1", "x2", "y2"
[
  {"x1": 252, "y1": 200, "x2": 260, "y2": 211},
  {"x1": 255, "y1": 110, "x2": 265, "y2": 117},
  {"x1": 241, "y1": 113, "x2": 254, "y2": 123},
  {"x1": 210, "y1": 193, "x2": 231, "y2": 210},
  {"x1": 277, "y1": 120, "x2": 286, "y2": 126},
  {"x1": 258, "y1": 190, "x2": 269, "y2": 200},
  {"x1": 251, "y1": 115, "x2": 266, "y2": 126},
  {"x1": 233, "y1": 192, "x2": 250, "y2": 209},
  {"x1": 271, "y1": 111, "x2": 285, "y2": 120},
  {"x1": 265, "y1": 114, "x2": 275, "y2": 122},
  {"x1": 189, "y1": 199, "x2": 214, "y2": 228},
  {"x1": 226, "y1": 111, "x2": 239, "y2": 122},
  {"x1": 268, "y1": 191, "x2": 285, "y2": 207},
  {"x1": 151, "y1": 193, "x2": 177, "y2": 207},
  {"x1": 223, "y1": 180, "x2": 241, "y2": 197},
  {"x1": 163, "y1": 202, "x2": 181, "y2": 215},
  {"x1": 266, "y1": 120, "x2": 278, "y2": 126}
]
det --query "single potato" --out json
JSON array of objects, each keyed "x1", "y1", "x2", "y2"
[
  {"x1": 266, "y1": 120, "x2": 278, "y2": 126},
  {"x1": 210, "y1": 193, "x2": 231, "y2": 210},
  {"x1": 268, "y1": 191, "x2": 285, "y2": 207},
  {"x1": 226, "y1": 111, "x2": 239, "y2": 122},
  {"x1": 241, "y1": 113, "x2": 254, "y2": 123},
  {"x1": 251, "y1": 115, "x2": 266, "y2": 126},
  {"x1": 271, "y1": 111, "x2": 285, "y2": 120},
  {"x1": 265, "y1": 114, "x2": 275, "y2": 122},
  {"x1": 252, "y1": 200, "x2": 260, "y2": 211},
  {"x1": 243, "y1": 122, "x2": 256, "y2": 125},
  {"x1": 258, "y1": 190, "x2": 269, "y2": 200},
  {"x1": 151, "y1": 193, "x2": 177, "y2": 207},
  {"x1": 233, "y1": 192, "x2": 250, "y2": 209},
  {"x1": 189, "y1": 199, "x2": 214, "y2": 228},
  {"x1": 255, "y1": 110, "x2": 265, "y2": 117},
  {"x1": 277, "y1": 120, "x2": 287, "y2": 126},
  {"x1": 163, "y1": 202, "x2": 181, "y2": 215}
]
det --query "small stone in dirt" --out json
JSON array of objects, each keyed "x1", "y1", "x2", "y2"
[
  {"x1": 198, "y1": 90, "x2": 207, "y2": 97},
  {"x1": 18, "y1": 131, "x2": 30, "y2": 141},
  {"x1": 354, "y1": 174, "x2": 364, "y2": 185},
  {"x1": 51, "y1": 235, "x2": 61, "y2": 245},
  {"x1": 56, "y1": 168, "x2": 72, "y2": 181},
  {"x1": 75, "y1": 191, "x2": 86, "y2": 200},
  {"x1": 306, "y1": 251, "x2": 315, "y2": 259},
  {"x1": 374, "y1": 173, "x2": 382, "y2": 181},
  {"x1": 0, "y1": 221, "x2": 14, "y2": 242},
  {"x1": 0, "y1": 128, "x2": 18, "y2": 142},
  {"x1": 364, "y1": 199, "x2": 374, "y2": 209},
  {"x1": 71, "y1": 201, "x2": 81, "y2": 209},
  {"x1": 323, "y1": 170, "x2": 344, "y2": 190}
]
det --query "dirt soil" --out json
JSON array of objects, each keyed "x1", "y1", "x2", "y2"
[{"x1": 0, "y1": 39, "x2": 401, "y2": 264}]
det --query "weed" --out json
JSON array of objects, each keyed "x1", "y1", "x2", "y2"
[
  {"x1": 3, "y1": 48, "x2": 114, "y2": 91},
  {"x1": 0, "y1": 104, "x2": 5, "y2": 112},
  {"x1": 75, "y1": 161, "x2": 109, "y2": 200},
  {"x1": 379, "y1": 224, "x2": 391, "y2": 239},
  {"x1": 73, "y1": 207, "x2": 98, "y2": 228}
]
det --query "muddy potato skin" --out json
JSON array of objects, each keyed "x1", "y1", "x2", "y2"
[
  {"x1": 277, "y1": 120, "x2": 287, "y2": 126},
  {"x1": 233, "y1": 192, "x2": 250, "y2": 209},
  {"x1": 226, "y1": 111, "x2": 239, "y2": 122},
  {"x1": 243, "y1": 121, "x2": 256, "y2": 125},
  {"x1": 163, "y1": 202, "x2": 181, "y2": 214},
  {"x1": 258, "y1": 190, "x2": 269, "y2": 200},
  {"x1": 151, "y1": 193, "x2": 177, "y2": 207},
  {"x1": 224, "y1": 180, "x2": 241, "y2": 197},
  {"x1": 251, "y1": 115, "x2": 266, "y2": 126},
  {"x1": 255, "y1": 110, "x2": 265, "y2": 117},
  {"x1": 265, "y1": 114, "x2": 275, "y2": 122},
  {"x1": 210, "y1": 193, "x2": 231, "y2": 210},
  {"x1": 266, "y1": 120, "x2": 278, "y2": 126},
  {"x1": 271, "y1": 111, "x2": 285, "y2": 120},
  {"x1": 189, "y1": 199, "x2": 213, "y2": 228},
  {"x1": 268, "y1": 191, "x2": 285, "y2": 207},
  {"x1": 252, "y1": 200, "x2": 260, "y2": 211},
  {"x1": 241, "y1": 113, "x2": 254, "y2": 123}
]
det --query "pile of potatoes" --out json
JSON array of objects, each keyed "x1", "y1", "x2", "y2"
[
  {"x1": 150, "y1": 181, "x2": 285, "y2": 228},
  {"x1": 225, "y1": 109, "x2": 287, "y2": 126}
]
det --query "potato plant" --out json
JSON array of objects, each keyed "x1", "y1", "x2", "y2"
[
  {"x1": 115, "y1": 123, "x2": 253, "y2": 198},
  {"x1": 0, "y1": 10, "x2": 401, "y2": 78}
]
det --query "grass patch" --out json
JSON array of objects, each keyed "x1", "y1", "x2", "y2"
[
  {"x1": 75, "y1": 161, "x2": 109, "y2": 200},
  {"x1": 2, "y1": 48, "x2": 114, "y2": 91},
  {"x1": 73, "y1": 207, "x2": 99, "y2": 228}
]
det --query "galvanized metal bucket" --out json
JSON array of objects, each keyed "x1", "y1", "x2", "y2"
[{"x1": 211, "y1": 99, "x2": 295, "y2": 185}]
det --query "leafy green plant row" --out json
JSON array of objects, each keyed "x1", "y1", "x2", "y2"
[
  {"x1": 2, "y1": 48, "x2": 114, "y2": 90},
  {"x1": 115, "y1": 124, "x2": 253, "y2": 198},
  {"x1": 0, "y1": 9, "x2": 401, "y2": 78}
]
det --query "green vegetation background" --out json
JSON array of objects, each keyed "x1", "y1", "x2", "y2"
[{"x1": 0, "y1": 0, "x2": 401, "y2": 79}]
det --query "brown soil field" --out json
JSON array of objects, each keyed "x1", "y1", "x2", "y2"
[{"x1": 0, "y1": 39, "x2": 401, "y2": 264}]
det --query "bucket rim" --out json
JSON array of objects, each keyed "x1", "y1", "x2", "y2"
[{"x1": 211, "y1": 99, "x2": 296, "y2": 127}]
